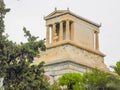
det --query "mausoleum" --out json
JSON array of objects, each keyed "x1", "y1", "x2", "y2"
[{"x1": 34, "y1": 8, "x2": 109, "y2": 83}]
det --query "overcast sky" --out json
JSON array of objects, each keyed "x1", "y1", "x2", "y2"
[{"x1": 4, "y1": 0, "x2": 120, "y2": 69}]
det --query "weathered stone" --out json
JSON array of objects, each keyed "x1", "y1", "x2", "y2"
[{"x1": 33, "y1": 9, "x2": 109, "y2": 83}]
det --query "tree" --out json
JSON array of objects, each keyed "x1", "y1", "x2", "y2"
[
  {"x1": 49, "y1": 82, "x2": 61, "y2": 90},
  {"x1": 59, "y1": 73, "x2": 84, "y2": 90},
  {"x1": 114, "y1": 61, "x2": 120, "y2": 75},
  {"x1": 106, "y1": 74, "x2": 120, "y2": 90},
  {"x1": 0, "y1": 0, "x2": 10, "y2": 77},
  {"x1": 107, "y1": 61, "x2": 120, "y2": 90},
  {"x1": 0, "y1": 1, "x2": 49, "y2": 90},
  {"x1": 83, "y1": 68, "x2": 109, "y2": 90},
  {"x1": 83, "y1": 68, "x2": 120, "y2": 90},
  {"x1": 3, "y1": 27, "x2": 48, "y2": 90},
  {"x1": 58, "y1": 69, "x2": 120, "y2": 90}
]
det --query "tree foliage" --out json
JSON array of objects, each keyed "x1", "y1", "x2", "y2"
[
  {"x1": 2, "y1": 27, "x2": 48, "y2": 90},
  {"x1": 107, "y1": 61, "x2": 120, "y2": 90},
  {"x1": 83, "y1": 69, "x2": 109, "y2": 90},
  {"x1": 114, "y1": 61, "x2": 120, "y2": 75},
  {"x1": 106, "y1": 74, "x2": 120, "y2": 90},
  {"x1": 0, "y1": 0, "x2": 10, "y2": 77},
  {"x1": 49, "y1": 83, "x2": 61, "y2": 90},
  {"x1": 1, "y1": 1, "x2": 120, "y2": 90},
  {"x1": 0, "y1": 1, "x2": 49, "y2": 90},
  {"x1": 59, "y1": 73, "x2": 84, "y2": 90},
  {"x1": 58, "y1": 69, "x2": 120, "y2": 90}
]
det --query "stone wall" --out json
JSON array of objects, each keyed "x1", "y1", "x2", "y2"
[
  {"x1": 34, "y1": 44, "x2": 109, "y2": 72},
  {"x1": 44, "y1": 60, "x2": 87, "y2": 84},
  {"x1": 33, "y1": 43, "x2": 109, "y2": 84}
]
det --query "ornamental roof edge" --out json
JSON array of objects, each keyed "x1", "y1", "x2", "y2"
[{"x1": 44, "y1": 9, "x2": 100, "y2": 27}]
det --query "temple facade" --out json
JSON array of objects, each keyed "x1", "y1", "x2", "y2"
[{"x1": 34, "y1": 8, "x2": 109, "y2": 83}]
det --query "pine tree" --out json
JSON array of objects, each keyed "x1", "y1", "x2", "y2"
[
  {"x1": 0, "y1": 1, "x2": 49, "y2": 90},
  {"x1": 0, "y1": 0, "x2": 10, "y2": 77}
]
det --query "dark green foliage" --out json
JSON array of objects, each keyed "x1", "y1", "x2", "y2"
[
  {"x1": 0, "y1": 1, "x2": 48, "y2": 90},
  {"x1": 0, "y1": 40, "x2": 18, "y2": 77},
  {"x1": 1, "y1": 1, "x2": 120, "y2": 90},
  {"x1": 0, "y1": 0, "x2": 11, "y2": 77},
  {"x1": 23, "y1": 27, "x2": 39, "y2": 42},
  {"x1": 0, "y1": 1, "x2": 10, "y2": 35},
  {"x1": 2, "y1": 28, "x2": 48, "y2": 89},
  {"x1": 4, "y1": 61, "x2": 49, "y2": 90}
]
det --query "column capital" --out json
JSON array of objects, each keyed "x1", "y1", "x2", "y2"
[
  {"x1": 95, "y1": 31, "x2": 99, "y2": 33},
  {"x1": 46, "y1": 25, "x2": 49, "y2": 27},
  {"x1": 65, "y1": 19, "x2": 70, "y2": 21},
  {"x1": 53, "y1": 22, "x2": 57, "y2": 25},
  {"x1": 60, "y1": 20, "x2": 64, "y2": 23},
  {"x1": 94, "y1": 29, "x2": 100, "y2": 33},
  {"x1": 66, "y1": 19, "x2": 72, "y2": 22}
]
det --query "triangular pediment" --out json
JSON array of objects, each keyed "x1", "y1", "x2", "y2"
[
  {"x1": 48, "y1": 11, "x2": 64, "y2": 17},
  {"x1": 44, "y1": 9, "x2": 100, "y2": 27},
  {"x1": 44, "y1": 10, "x2": 68, "y2": 20}
]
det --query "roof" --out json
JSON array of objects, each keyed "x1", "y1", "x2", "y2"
[{"x1": 44, "y1": 9, "x2": 101, "y2": 27}]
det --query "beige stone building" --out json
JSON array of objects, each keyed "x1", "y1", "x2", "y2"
[{"x1": 34, "y1": 8, "x2": 109, "y2": 83}]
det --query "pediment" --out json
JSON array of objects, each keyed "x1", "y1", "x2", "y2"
[
  {"x1": 44, "y1": 10, "x2": 68, "y2": 20},
  {"x1": 44, "y1": 9, "x2": 100, "y2": 27}
]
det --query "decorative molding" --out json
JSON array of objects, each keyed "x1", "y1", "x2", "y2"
[
  {"x1": 44, "y1": 10, "x2": 100, "y2": 27},
  {"x1": 46, "y1": 40, "x2": 105, "y2": 57}
]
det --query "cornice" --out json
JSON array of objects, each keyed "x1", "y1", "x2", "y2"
[
  {"x1": 46, "y1": 40, "x2": 105, "y2": 57},
  {"x1": 44, "y1": 10, "x2": 100, "y2": 27}
]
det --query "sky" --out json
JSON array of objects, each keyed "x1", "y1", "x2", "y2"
[{"x1": 4, "y1": 0, "x2": 120, "y2": 69}]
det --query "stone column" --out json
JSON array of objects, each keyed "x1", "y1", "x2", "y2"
[
  {"x1": 95, "y1": 31, "x2": 99, "y2": 50},
  {"x1": 71, "y1": 22, "x2": 74, "y2": 41},
  {"x1": 52, "y1": 23, "x2": 56, "y2": 43},
  {"x1": 46, "y1": 25, "x2": 50, "y2": 45},
  {"x1": 66, "y1": 19, "x2": 70, "y2": 40},
  {"x1": 59, "y1": 21, "x2": 63, "y2": 41}
]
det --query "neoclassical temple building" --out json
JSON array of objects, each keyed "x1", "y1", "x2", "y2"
[{"x1": 34, "y1": 8, "x2": 109, "y2": 82}]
